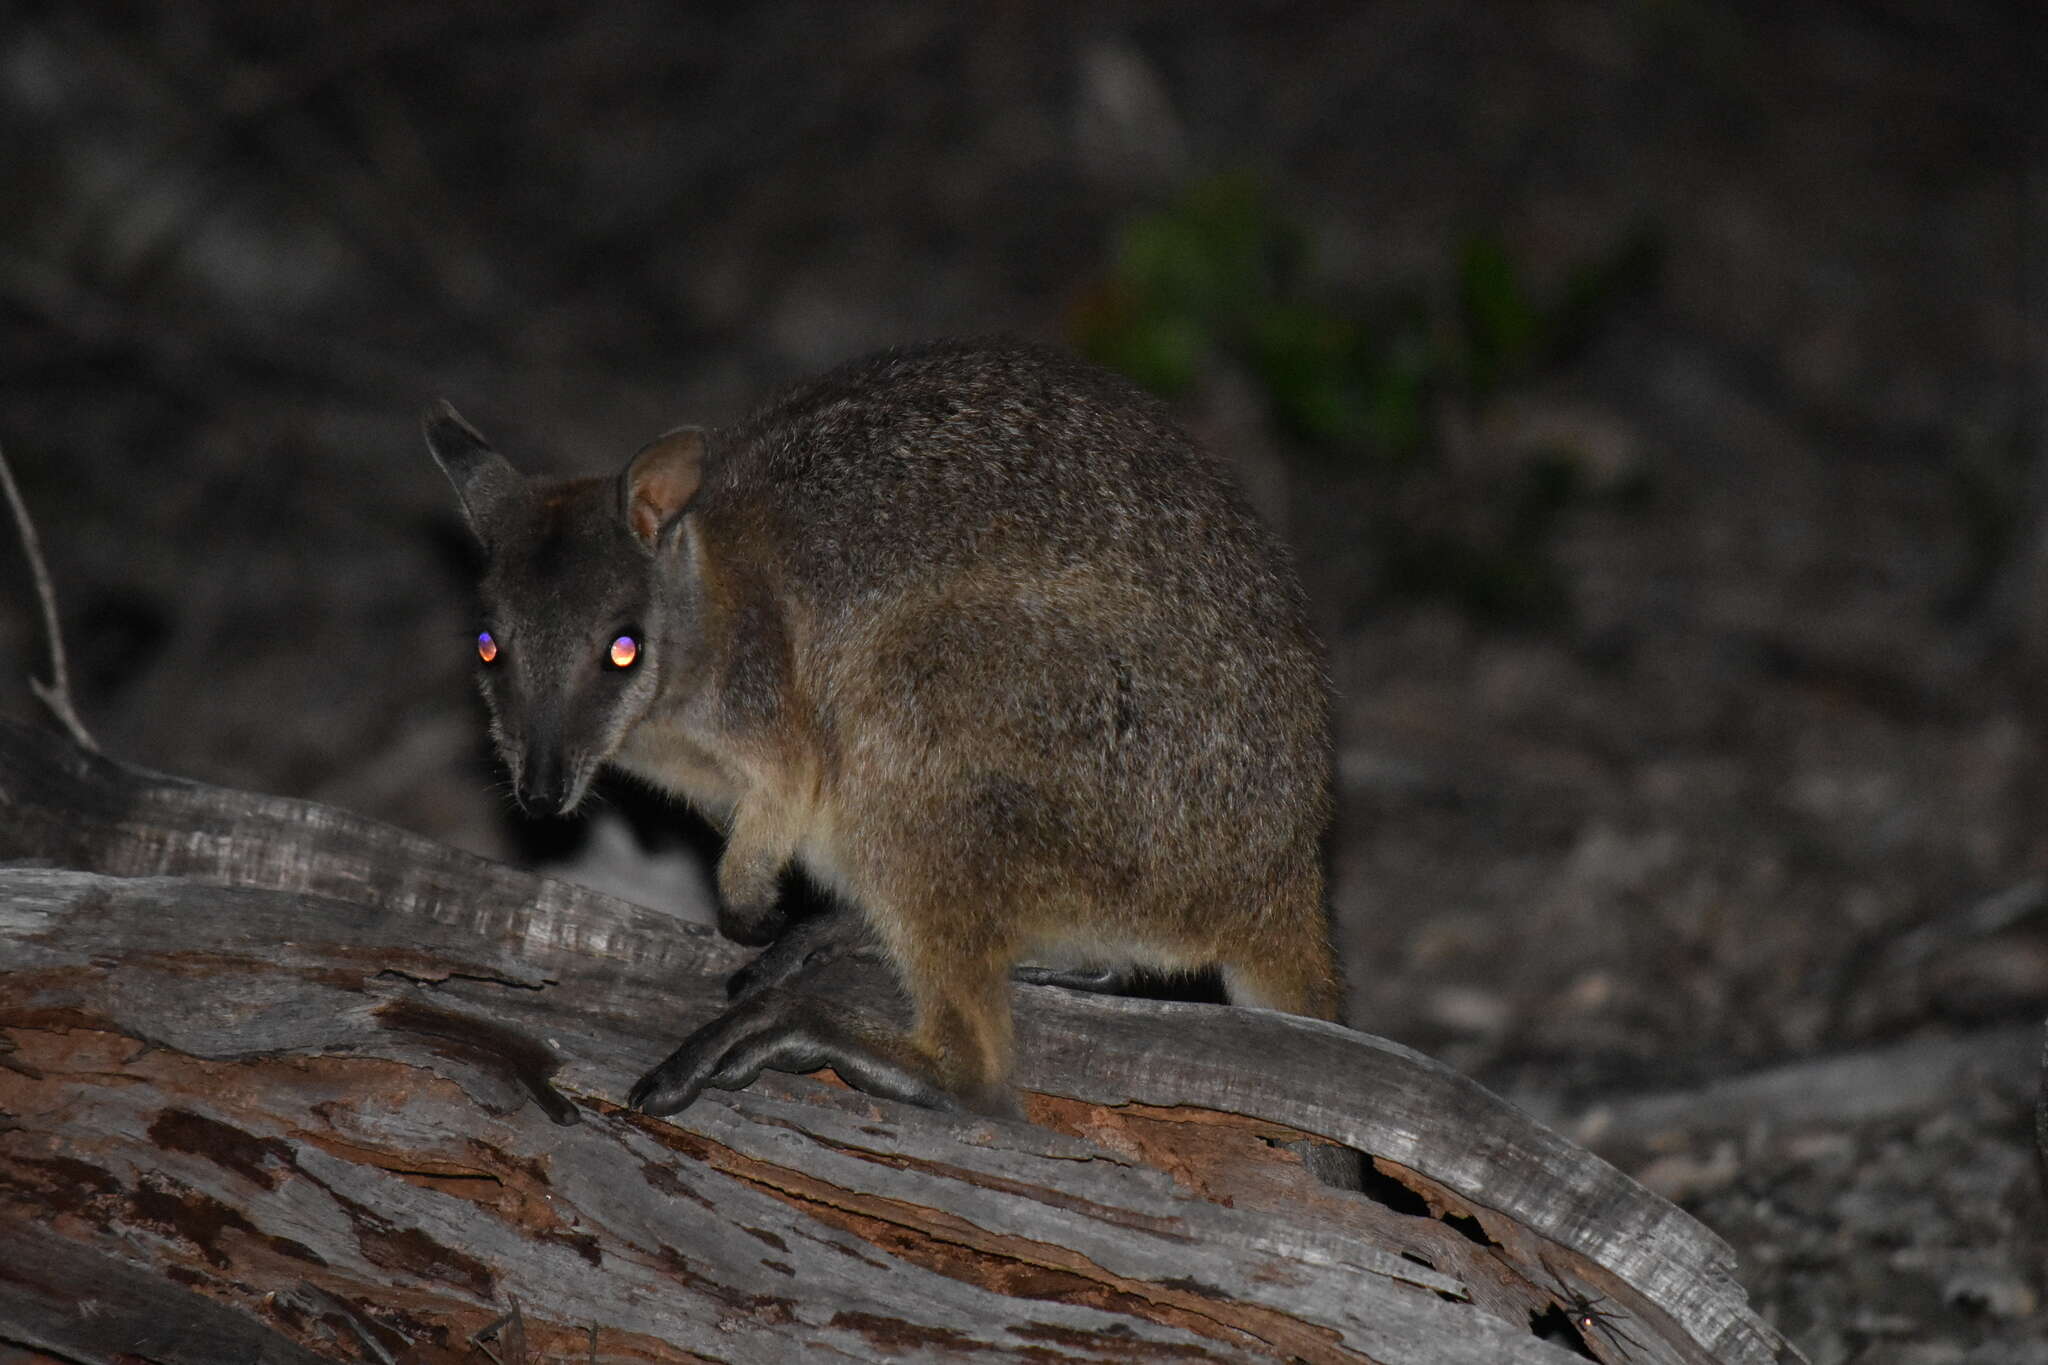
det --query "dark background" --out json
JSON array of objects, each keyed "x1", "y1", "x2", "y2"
[{"x1": 3, "y1": 3, "x2": 2045, "y2": 1356}]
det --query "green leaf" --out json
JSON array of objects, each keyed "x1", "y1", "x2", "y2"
[
  {"x1": 1080, "y1": 307, "x2": 1210, "y2": 397},
  {"x1": 1458, "y1": 234, "x2": 1538, "y2": 394},
  {"x1": 1113, "y1": 173, "x2": 1288, "y2": 325},
  {"x1": 1248, "y1": 304, "x2": 1370, "y2": 449}
]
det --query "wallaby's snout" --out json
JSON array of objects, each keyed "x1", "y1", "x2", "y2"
[
  {"x1": 513, "y1": 747, "x2": 574, "y2": 818},
  {"x1": 503, "y1": 700, "x2": 600, "y2": 818}
]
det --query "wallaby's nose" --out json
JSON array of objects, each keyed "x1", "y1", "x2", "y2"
[{"x1": 516, "y1": 754, "x2": 572, "y2": 817}]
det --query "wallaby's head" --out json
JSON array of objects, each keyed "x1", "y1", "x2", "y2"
[{"x1": 424, "y1": 401, "x2": 706, "y2": 818}]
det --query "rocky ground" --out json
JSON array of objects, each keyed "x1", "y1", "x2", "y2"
[{"x1": 3, "y1": 4, "x2": 2044, "y2": 1360}]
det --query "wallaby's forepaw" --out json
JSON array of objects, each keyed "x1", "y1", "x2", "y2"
[
  {"x1": 626, "y1": 989, "x2": 961, "y2": 1118},
  {"x1": 715, "y1": 900, "x2": 788, "y2": 948},
  {"x1": 726, "y1": 906, "x2": 874, "y2": 1001}
]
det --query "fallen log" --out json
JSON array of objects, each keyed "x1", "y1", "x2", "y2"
[
  {"x1": 1558, "y1": 1024, "x2": 2040, "y2": 1162},
  {"x1": 0, "y1": 718, "x2": 1802, "y2": 1363}
]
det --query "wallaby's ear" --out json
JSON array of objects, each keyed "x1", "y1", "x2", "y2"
[
  {"x1": 423, "y1": 400, "x2": 528, "y2": 545},
  {"x1": 622, "y1": 426, "x2": 706, "y2": 548}
]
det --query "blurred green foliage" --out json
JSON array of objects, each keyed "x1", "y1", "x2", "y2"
[{"x1": 1072, "y1": 173, "x2": 1662, "y2": 625}]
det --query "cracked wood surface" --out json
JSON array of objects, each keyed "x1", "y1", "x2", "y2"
[{"x1": 0, "y1": 720, "x2": 1802, "y2": 1363}]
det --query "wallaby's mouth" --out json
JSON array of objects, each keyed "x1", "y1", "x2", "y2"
[
  {"x1": 515, "y1": 786, "x2": 580, "y2": 819},
  {"x1": 513, "y1": 753, "x2": 589, "y2": 818}
]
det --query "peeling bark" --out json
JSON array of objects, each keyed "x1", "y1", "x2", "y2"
[{"x1": 0, "y1": 720, "x2": 1802, "y2": 1363}]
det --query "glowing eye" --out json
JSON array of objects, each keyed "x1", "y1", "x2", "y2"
[
  {"x1": 608, "y1": 635, "x2": 639, "y2": 668},
  {"x1": 477, "y1": 631, "x2": 498, "y2": 664}
]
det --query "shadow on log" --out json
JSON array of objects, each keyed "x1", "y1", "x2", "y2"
[{"x1": 0, "y1": 718, "x2": 1803, "y2": 1363}]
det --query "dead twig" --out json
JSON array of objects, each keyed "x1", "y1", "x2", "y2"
[
  {"x1": 1883, "y1": 876, "x2": 2048, "y2": 973},
  {"x1": 295, "y1": 1282, "x2": 400, "y2": 1365},
  {"x1": 2036, "y1": 1018, "x2": 2046, "y2": 1186},
  {"x1": 0, "y1": 440, "x2": 98, "y2": 753},
  {"x1": 470, "y1": 1297, "x2": 528, "y2": 1365}
]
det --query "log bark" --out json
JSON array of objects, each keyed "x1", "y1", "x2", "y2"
[{"x1": 0, "y1": 718, "x2": 1802, "y2": 1364}]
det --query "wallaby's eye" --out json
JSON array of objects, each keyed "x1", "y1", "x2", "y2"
[
  {"x1": 608, "y1": 635, "x2": 639, "y2": 669},
  {"x1": 477, "y1": 631, "x2": 499, "y2": 664}
]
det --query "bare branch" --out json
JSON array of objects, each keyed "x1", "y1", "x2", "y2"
[{"x1": 0, "y1": 440, "x2": 98, "y2": 752}]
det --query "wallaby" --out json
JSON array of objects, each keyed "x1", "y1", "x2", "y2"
[{"x1": 425, "y1": 338, "x2": 1340, "y2": 1119}]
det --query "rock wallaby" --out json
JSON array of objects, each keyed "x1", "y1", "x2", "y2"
[{"x1": 425, "y1": 338, "x2": 1340, "y2": 1119}]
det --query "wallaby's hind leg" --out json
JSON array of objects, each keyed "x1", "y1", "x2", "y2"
[
  {"x1": 1221, "y1": 949, "x2": 1343, "y2": 1023},
  {"x1": 904, "y1": 949, "x2": 1019, "y2": 1117}
]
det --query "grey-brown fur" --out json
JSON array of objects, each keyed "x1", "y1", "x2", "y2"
[{"x1": 426, "y1": 338, "x2": 1338, "y2": 1118}]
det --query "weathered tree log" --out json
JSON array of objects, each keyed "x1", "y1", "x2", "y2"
[{"x1": 0, "y1": 719, "x2": 1802, "y2": 1363}]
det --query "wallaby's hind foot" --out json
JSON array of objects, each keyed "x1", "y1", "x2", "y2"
[
  {"x1": 628, "y1": 988, "x2": 965, "y2": 1117},
  {"x1": 1223, "y1": 954, "x2": 1344, "y2": 1024}
]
